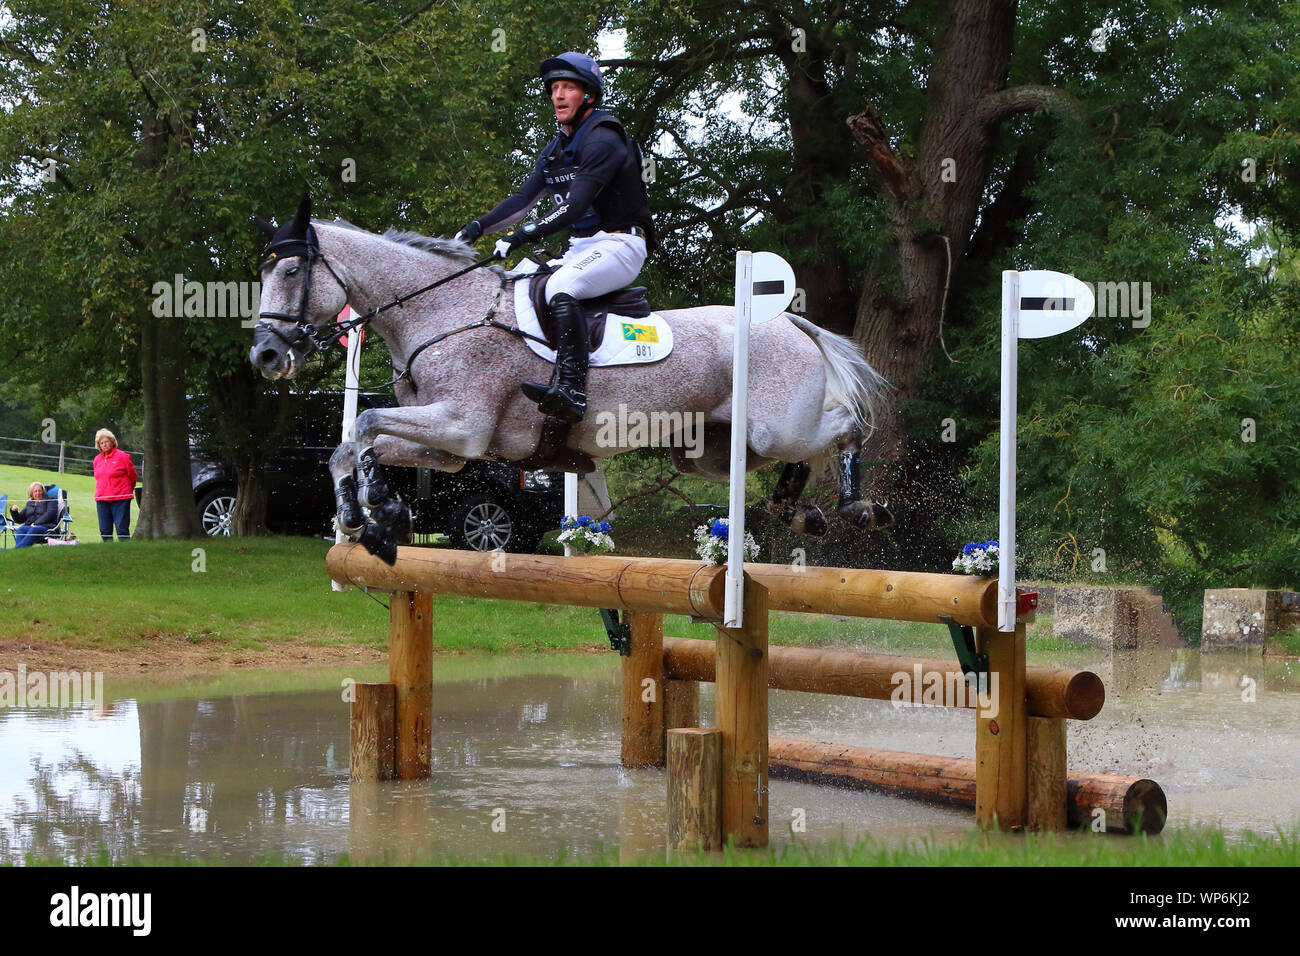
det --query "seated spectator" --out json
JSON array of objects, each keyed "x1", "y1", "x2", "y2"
[{"x1": 10, "y1": 482, "x2": 59, "y2": 548}]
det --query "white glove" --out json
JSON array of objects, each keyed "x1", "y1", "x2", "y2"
[{"x1": 493, "y1": 238, "x2": 514, "y2": 259}]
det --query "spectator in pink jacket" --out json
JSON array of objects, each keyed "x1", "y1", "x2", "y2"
[{"x1": 93, "y1": 428, "x2": 138, "y2": 541}]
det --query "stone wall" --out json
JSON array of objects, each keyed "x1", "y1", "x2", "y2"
[
  {"x1": 1201, "y1": 589, "x2": 1300, "y2": 655},
  {"x1": 1028, "y1": 584, "x2": 1185, "y2": 650}
]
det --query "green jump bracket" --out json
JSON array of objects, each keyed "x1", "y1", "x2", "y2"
[
  {"x1": 599, "y1": 608, "x2": 632, "y2": 656},
  {"x1": 939, "y1": 615, "x2": 989, "y2": 690}
]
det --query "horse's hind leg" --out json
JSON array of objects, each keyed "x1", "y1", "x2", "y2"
[
  {"x1": 834, "y1": 447, "x2": 895, "y2": 530},
  {"x1": 766, "y1": 461, "x2": 828, "y2": 536}
]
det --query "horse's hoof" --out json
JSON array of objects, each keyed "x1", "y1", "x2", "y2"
[
  {"x1": 370, "y1": 496, "x2": 406, "y2": 531},
  {"x1": 337, "y1": 510, "x2": 365, "y2": 536},
  {"x1": 838, "y1": 500, "x2": 895, "y2": 531},
  {"x1": 781, "y1": 503, "x2": 827, "y2": 537},
  {"x1": 358, "y1": 521, "x2": 398, "y2": 566}
]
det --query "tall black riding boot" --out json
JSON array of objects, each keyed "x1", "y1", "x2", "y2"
[{"x1": 521, "y1": 293, "x2": 589, "y2": 423}]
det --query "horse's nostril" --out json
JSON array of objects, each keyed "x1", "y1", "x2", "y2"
[{"x1": 258, "y1": 349, "x2": 280, "y2": 366}]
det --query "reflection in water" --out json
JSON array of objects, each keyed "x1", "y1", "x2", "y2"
[{"x1": 0, "y1": 649, "x2": 1296, "y2": 863}]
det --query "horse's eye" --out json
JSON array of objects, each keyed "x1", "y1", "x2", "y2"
[{"x1": 286, "y1": 266, "x2": 299, "y2": 277}]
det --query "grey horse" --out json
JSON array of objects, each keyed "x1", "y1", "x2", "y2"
[{"x1": 250, "y1": 197, "x2": 893, "y2": 563}]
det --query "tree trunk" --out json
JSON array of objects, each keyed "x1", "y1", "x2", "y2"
[
  {"x1": 232, "y1": 465, "x2": 270, "y2": 536},
  {"x1": 850, "y1": 0, "x2": 1023, "y2": 467},
  {"x1": 136, "y1": 311, "x2": 201, "y2": 538},
  {"x1": 775, "y1": 39, "x2": 857, "y2": 334},
  {"x1": 133, "y1": 104, "x2": 200, "y2": 539}
]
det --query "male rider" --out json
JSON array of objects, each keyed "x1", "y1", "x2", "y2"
[{"x1": 456, "y1": 51, "x2": 655, "y2": 424}]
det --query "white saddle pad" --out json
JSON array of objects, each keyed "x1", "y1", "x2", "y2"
[{"x1": 509, "y1": 258, "x2": 673, "y2": 367}]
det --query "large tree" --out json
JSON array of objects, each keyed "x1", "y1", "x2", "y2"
[
  {"x1": 603, "y1": 0, "x2": 1296, "y2": 474},
  {"x1": 0, "y1": 0, "x2": 598, "y2": 534}
]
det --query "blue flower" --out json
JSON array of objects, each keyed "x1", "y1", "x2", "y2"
[
  {"x1": 597, "y1": 521, "x2": 612, "y2": 533},
  {"x1": 710, "y1": 519, "x2": 729, "y2": 540},
  {"x1": 962, "y1": 542, "x2": 978, "y2": 555},
  {"x1": 560, "y1": 516, "x2": 577, "y2": 530},
  {"x1": 984, "y1": 540, "x2": 999, "y2": 549},
  {"x1": 577, "y1": 515, "x2": 592, "y2": 527}
]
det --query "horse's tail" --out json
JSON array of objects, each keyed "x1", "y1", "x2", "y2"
[{"x1": 786, "y1": 314, "x2": 890, "y2": 438}]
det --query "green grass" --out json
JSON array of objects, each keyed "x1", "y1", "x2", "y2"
[
  {"x1": 0, "y1": 464, "x2": 102, "y2": 544},
  {"x1": 17, "y1": 825, "x2": 1299, "y2": 867},
  {"x1": 1269, "y1": 629, "x2": 1300, "y2": 656},
  {"x1": 0, "y1": 537, "x2": 614, "y2": 654}
]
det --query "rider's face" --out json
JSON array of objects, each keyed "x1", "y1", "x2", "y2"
[{"x1": 550, "y1": 80, "x2": 587, "y2": 128}]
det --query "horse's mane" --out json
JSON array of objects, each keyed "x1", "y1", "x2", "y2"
[{"x1": 325, "y1": 218, "x2": 488, "y2": 266}]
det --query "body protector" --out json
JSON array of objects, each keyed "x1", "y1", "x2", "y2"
[{"x1": 476, "y1": 110, "x2": 656, "y2": 252}]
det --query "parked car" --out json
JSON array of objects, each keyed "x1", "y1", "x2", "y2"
[{"x1": 191, "y1": 392, "x2": 564, "y2": 552}]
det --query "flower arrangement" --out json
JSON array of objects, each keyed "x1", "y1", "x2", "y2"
[
  {"x1": 694, "y1": 518, "x2": 760, "y2": 565},
  {"x1": 952, "y1": 540, "x2": 999, "y2": 575},
  {"x1": 558, "y1": 515, "x2": 614, "y2": 554}
]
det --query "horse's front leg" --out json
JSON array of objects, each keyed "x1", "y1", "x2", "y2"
[
  {"x1": 329, "y1": 442, "x2": 365, "y2": 535},
  {"x1": 351, "y1": 406, "x2": 491, "y2": 563}
]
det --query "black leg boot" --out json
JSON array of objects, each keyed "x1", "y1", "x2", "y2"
[{"x1": 521, "y1": 293, "x2": 589, "y2": 423}]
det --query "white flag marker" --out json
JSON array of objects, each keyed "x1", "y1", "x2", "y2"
[
  {"x1": 999, "y1": 270, "x2": 1094, "y2": 629},
  {"x1": 726, "y1": 251, "x2": 796, "y2": 627}
]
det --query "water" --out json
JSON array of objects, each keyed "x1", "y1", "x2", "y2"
[{"x1": 0, "y1": 649, "x2": 1296, "y2": 863}]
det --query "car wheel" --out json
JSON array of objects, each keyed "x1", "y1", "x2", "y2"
[
  {"x1": 197, "y1": 487, "x2": 238, "y2": 537},
  {"x1": 449, "y1": 493, "x2": 527, "y2": 552}
]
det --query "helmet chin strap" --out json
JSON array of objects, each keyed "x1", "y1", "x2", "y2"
[{"x1": 559, "y1": 95, "x2": 595, "y2": 131}]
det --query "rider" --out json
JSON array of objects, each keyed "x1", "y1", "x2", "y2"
[{"x1": 456, "y1": 51, "x2": 656, "y2": 424}]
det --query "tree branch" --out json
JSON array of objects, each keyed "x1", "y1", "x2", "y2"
[
  {"x1": 0, "y1": 38, "x2": 45, "y2": 69},
  {"x1": 846, "y1": 103, "x2": 913, "y2": 202},
  {"x1": 976, "y1": 84, "x2": 1081, "y2": 127}
]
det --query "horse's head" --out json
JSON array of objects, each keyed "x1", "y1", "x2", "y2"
[{"x1": 249, "y1": 195, "x2": 350, "y2": 379}]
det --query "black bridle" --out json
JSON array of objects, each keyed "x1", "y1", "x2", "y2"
[{"x1": 255, "y1": 224, "x2": 359, "y2": 355}]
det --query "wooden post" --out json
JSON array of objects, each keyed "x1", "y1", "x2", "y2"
[
  {"x1": 350, "y1": 682, "x2": 396, "y2": 781},
  {"x1": 664, "y1": 679, "x2": 699, "y2": 739},
  {"x1": 1027, "y1": 717, "x2": 1068, "y2": 831},
  {"x1": 715, "y1": 575, "x2": 768, "y2": 847},
  {"x1": 667, "y1": 728, "x2": 722, "y2": 852},
  {"x1": 621, "y1": 611, "x2": 664, "y2": 768},
  {"x1": 389, "y1": 591, "x2": 433, "y2": 779},
  {"x1": 975, "y1": 622, "x2": 1027, "y2": 828}
]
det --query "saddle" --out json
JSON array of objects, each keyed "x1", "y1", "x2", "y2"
[
  {"x1": 526, "y1": 264, "x2": 652, "y2": 352},
  {"x1": 495, "y1": 264, "x2": 656, "y2": 475}
]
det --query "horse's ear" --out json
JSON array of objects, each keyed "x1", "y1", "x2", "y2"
[
  {"x1": 290, "y1": 193, "x2": 311, "y2": 233},
  {"x1": 251, "y1": 214, "x2": 277, "y2": 239}
]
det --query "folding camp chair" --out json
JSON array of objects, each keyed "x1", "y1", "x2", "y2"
[
  {"x1": 0, "y1": 494, "x2": 10, "y2": 549},
  {"x1": 41, "y1": 484, "x2": 75, "y2": 543}
]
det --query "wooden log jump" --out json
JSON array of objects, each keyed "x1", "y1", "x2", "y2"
[
  {"x1": 328, "y1": 543, "x2": 1162, "y2": 846},
  {"x1": 325, "y1": 544, "x2": 1000, "y2": 628},
  {"x1": 662, "y1": 637, "x2": 1104, "y2": 720},
  {"x1": 766, "y1": 737, "x2": 1166, "y2": 834}
]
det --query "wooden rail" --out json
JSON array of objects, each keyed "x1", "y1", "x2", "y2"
[{"x1": 326, "y1": 544, "x2": 1000, "y2": 628}]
